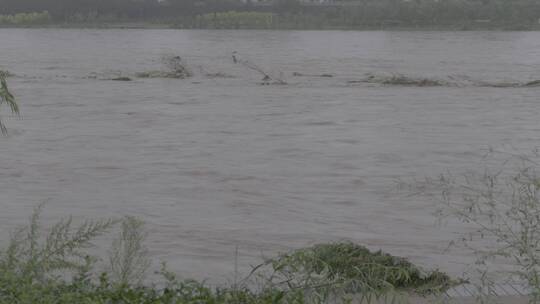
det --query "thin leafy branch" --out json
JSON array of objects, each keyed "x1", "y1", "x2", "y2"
[
  {"x1": 108, "y1": 216, "x2": 150, "y2": 286},
  {"x1": 0, "y1": 70, "x2": 19, "y2": 134},
  {"x1": 0, "y1": 203, "x2": 118, "y2": 284},
  {"x1": 411, "y1": 149, "x2": 540, "y2": 302}
]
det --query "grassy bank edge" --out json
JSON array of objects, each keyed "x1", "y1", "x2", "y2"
[{"x1": 0, "y1": 205, "x2": 457, "y2": 304}]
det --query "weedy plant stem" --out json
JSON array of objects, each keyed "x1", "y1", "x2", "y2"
[
  {"x1": 0, "y1": 70, "x2": 19, "y2": 134},
  {"x1": 411, "y1": 148, "x2": 540, "y2": 302}
]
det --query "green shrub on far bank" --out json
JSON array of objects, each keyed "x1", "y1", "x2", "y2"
[
  {"x1": 173, "y1": 11, "x2": 274, "y2": 29},
  {"x1": 0, "y1": 11, "x2": 51, "y2": 26},
  {"x1": 170, "y1": 11, "x2": 343, "y2": 30},
  {"x1": 0, "y1": 9, "x2": 538, "y2": 30}
]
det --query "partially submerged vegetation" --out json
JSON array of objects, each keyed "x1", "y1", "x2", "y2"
[
  {"x1": 347, "y1": 73, "x2": 540, "y2": 88},
  {"x1": 110, "y1": 76, "x2": 132, "y2": 81},
  {"x1": 254, "y1": 243, "x2": 455, "y2": 298},
  {"x1": 477, "y1": 79, "x2": 540, "y2": 88},
  {"x1": 135, "y1": 55, "x2": 193, "y2": 79},
  {"x1": 347, "y1": 73, "x2": 451, "y2": 87},
  {"x1": 0, "y1": 206, "x2": 454, "y2": 303},
  {"x1": 135, "y1": 71, "x2": 189, "y2": 79},
  {"x1": 363, "y1": 74, "x2": 447, "y2": 87},
  {"x1": 293, "y1": 72, "x2": 333, "y2": 78},
  {"x1": 233, "y1": 53, "x2": 287, "y2": 85}
]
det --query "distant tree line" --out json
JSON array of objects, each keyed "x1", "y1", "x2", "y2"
[{"x1": 0, "y1": 0, "x2": 539, "y2": 28}]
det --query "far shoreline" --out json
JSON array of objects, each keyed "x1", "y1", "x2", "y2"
[{"x1": 1, "y1": 22, "x2": 540, "y2": 31}]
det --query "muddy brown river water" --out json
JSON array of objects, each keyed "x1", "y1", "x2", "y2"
[{"x1": 1, "y1": 29, "x2": 540, "y2": 282}]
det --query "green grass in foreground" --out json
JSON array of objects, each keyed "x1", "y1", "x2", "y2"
[
  {"x1": 266, "y1": 243, "x2": 454, "y2": 296},
  {"x1": 0, "y1": 205, "x2": 455, "y2": 303}
]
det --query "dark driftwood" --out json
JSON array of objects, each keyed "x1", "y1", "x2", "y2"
[{"x1": 233, "y1": 53, "x2": 287, "y2": 85}]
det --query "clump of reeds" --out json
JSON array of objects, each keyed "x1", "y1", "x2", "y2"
[{"x1": 244, "y1": 242, "x2": 454, "y2": 303}]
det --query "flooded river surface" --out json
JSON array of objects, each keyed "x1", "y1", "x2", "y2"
[{"x1": 1, "y1": 29, "x2": 540, "y2": 281}]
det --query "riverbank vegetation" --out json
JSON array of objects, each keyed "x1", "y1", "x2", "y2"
[
  {"x1": 407, "y1": 149, "x2": 540, "y2": 302},
  {"x1": 0, "y1": 205, "x2": 454, "y2": 303},
  {"x1": 0, "y1": 11, "x2": 50, "y2": 26},
  {"x1": 1, "y1": 0, "x2": 540, "y2": 30}
]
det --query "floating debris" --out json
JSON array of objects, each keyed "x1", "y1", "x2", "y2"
[
  {"x1": 84, "y1": 71, "x2": 131, "y2": 81},
  {"x1": 135, "y1": 71, "x2": 175, "y2": 78},
  {"x1": 162, "y1": 55, "x2": 192, "y2": 78},
  {"x1": 84, "y1": 73, "x2": 98, "y2": 79},
  {"x1": 477, "y1": 81, "x2": 521, "y2": 88},
  {"x1": 292, "y1": 72, "x2": 333, "y2": 78},
  {"x1": 382, "y1": 76, "x2": 444, "y2": 86},
  {"x1": 477, "y1": 80, "x2": 540, "y2": 88},
  {"x1": 232, "y1": 52, "x2": 287, "y2": 85},
  {"x1": 524, "y1": 80, "x2": 540, "y2": 87},
  {"x1": 110, "y1": 76, "x2": 132, "y2": 81},
  {"x1": 362, "y1": 73, "x2": 447, "y2": 87},
  {"x1": 198, "y1": 66, "x2": 235, "y2": 79},
  {"x1": 135, "y1": 55, "x2": 192, "y2": 79},
  {"x1": 205, "y1": 72, "x2": 235, "y2": 79},
  {"x1": 135, "y1": 70, "x2": 189, "y2": 79},
  {"x1": 354, "y1": 72, "x2": 540, "y2": 88}
]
